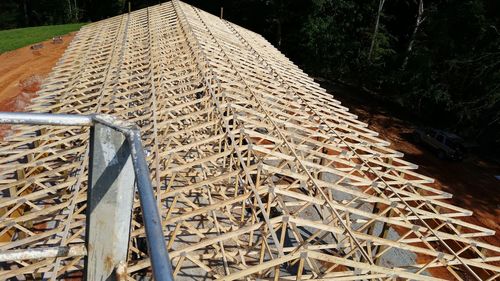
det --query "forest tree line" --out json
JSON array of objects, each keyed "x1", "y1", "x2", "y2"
[{"x1": 1, "y1": 0, "x2": 499, "y2": 152}]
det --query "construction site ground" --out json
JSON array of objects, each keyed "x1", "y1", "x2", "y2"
[
  {"x1": 0, "y1": 33, "x2": 76, "y2": 113},
  {"x1": 0, "y1": 30, "x2": 498, "y2": 251},
  {"x1": 320, "y1": 80, "x2": 500, "y2": 249},
  {"x1": 0, "y1": 33, "x2": 76, "y2": 138}
]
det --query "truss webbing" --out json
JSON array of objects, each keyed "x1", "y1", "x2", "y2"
[{"x1": 0, "y1": 1, "x2": 499, "y2": 280}]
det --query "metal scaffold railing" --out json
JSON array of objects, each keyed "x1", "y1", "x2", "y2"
[
  {"x1": 0, "y1": 1, "x2": 499, "y2": 280},
  {"x1": 0, "y1": 112, "x2": 173, "y2": 281}
]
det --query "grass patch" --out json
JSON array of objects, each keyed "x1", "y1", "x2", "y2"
[{"x1": 0, "y1": 23, "x2": 85, "y2": 54}]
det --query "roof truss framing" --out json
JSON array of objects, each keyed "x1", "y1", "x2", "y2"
[{"x1": 0, "y1": 1, "x2": 499, "y2": 280}]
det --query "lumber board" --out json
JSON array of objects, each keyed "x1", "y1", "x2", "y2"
[{"x1": 0, "y1": 1, "x2": 498, "y2": 280}]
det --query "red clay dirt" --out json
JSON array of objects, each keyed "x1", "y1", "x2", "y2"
[
  {"x1": 322, "y1": 81, "x2": 500, "y2": 246},
  {"x1": 0, "y1": 32, "x2": 75, "y2": 137},
  {"x1": 0, "y1": 33, "x2": 75, "y2": 111},
  {"x1": 322, "y1": 80, "x2": 500, "y2": 279}
]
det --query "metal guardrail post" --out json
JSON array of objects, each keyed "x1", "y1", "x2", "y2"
[{"x1": 85, "y1": 122, "x2": 136, "y2": 280}]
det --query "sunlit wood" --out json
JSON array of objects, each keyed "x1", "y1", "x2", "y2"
[{"x1": 0, "y1": 1, "x2": 498, "y2": 280}]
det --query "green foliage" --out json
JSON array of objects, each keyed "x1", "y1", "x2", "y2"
[
  {"x1": 399, "y1": 0, "x2": 500, "y2": 144},
  {"x1": 301, "y1": 0, "x2": 373, "y2": 75},
  {"x1": 0, "y1": 1, "x2": 19, "y2": 30},
  {"x1": 298, "y1": 0, "x2": 499, "y2": 148},
  {"x1": 0, "y1": 0, "x2": 498, "y2": 148},
  {"x1": 0, "y1": 23, "x2": 86, "y2": 53}
]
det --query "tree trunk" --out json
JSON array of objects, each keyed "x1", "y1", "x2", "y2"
[
  {"x1": 67, "y1": 0, "x2": 72, "y2": 22},
  {"x1": 275, "y1": 0, "x2": 283, "y2": 49},
  {"x1": 368, "y1": 0, "x2": 386, "y2": 62},
  {"x1": 402, "y1": 0, "x2": 424, "y2": 70},
  {"x1": 22, "y1": 0, "x2": 29, "y2": 26},
  {"x1": 74, "y1": 0, "x2": 79, "y2": 21},
  {"x1": 275, "y1": 18, "x2": 282, "y2": 48}
]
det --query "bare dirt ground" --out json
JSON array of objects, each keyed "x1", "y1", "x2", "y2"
[
  {"x1": 0, "y1": 33, "x2": 75, "y2": 138},
  {"x1": 320, "y1": 80, "x2": 500, "y2": 249},
  {"x1": 321, "y1": 80, "x2": 500, "y2": 279},
  {"x1": 0, "y1": 33, "x2": 75, "y2": 112}
]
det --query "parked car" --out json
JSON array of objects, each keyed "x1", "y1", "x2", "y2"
[{"x1": 412, "y1": 128, "x2": 465, "y2": 160}]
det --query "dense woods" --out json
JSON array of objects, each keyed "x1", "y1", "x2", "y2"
[{"x1": 1, "y1": 0, "x2": 499, "y2": 152}]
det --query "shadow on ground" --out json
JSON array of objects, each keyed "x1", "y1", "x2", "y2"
[{"x1": 318, "y1": 78, "x2": 500, "y2": 247}]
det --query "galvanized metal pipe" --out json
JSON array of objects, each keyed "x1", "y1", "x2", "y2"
[
  {"x1": 0, "y1": 112, "x2": 173, "y2": 281},
  {"x1": 0, "y1": 112, "x2": 93, "y2": 126},
  {"x1": 0, "y1": 245, "x2": 86, "y2": 262},
  {"x1": 127, "y1": 129, "x2": 174, "y2": 281}
]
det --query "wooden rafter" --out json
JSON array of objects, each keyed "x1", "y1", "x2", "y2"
[{"x1": 0, "y1": 1, "x2": 499, "y2": 280}]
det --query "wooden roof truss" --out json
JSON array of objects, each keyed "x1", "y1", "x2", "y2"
[{"x1": 0, "y1": 1, "x2": 499, "y2": 280}]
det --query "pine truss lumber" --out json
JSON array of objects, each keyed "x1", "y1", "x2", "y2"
[{"x1": 1, "y1": 1, "x2": 499, "y2": 280}]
